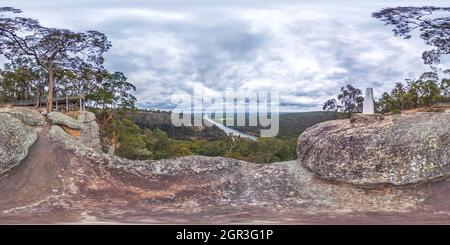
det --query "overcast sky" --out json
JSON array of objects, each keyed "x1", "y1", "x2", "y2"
[{"x1": 2, "y1": 0, "x2": 449, "y2": 111}]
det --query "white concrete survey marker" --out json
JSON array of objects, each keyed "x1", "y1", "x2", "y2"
[{"x1": 363, "y1": 88, "x2": 375, "y2": 114}]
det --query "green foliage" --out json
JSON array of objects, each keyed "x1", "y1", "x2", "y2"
[
  {"x1": 323, "y1": 85, "x2": 363, "y2": 113},
  {"x1": 86, "y1": 71, "x2": 137, "y2": 110},
  {"x1": 0, "y1": 65, "x2": 39, "y2": 101},
  {"x1": 0, "y1": 8, "x2": 111, "y2": 111},
  {"x1": 105, "y1": 117, "x2": 150, "y2": 160},
  {"x1": 230, "y1": 111, "x2": 348, "y2": 139},
  {"x1": 376, "y1": 71, "x2": 448, "y2": 113},
  {"x1": 100, "y1": 110, "x2": 298, "y2": 164},
  {"x1": 373, "y1": 7, "x2": 450, "y2": 67}
]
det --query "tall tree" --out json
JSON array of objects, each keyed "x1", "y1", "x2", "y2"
[
  {"x1": 0, "y1": 7, "x2": 111, "y2": 112},
  {"x1": 405, "y1": 79, "x2": 420, "y2": 108},
  {"x1": 337, "y1": 85, "x2": 364, "y2": 113},
  {"x1": 417, "y1": 71, "x2": 441, "y2": 106},
  {"x1": 323, "y1": 85, "x2": 363, "y2": 113},
  {"x1": 373, "y1": 6, "x2": 450, "y2": 68},
  {"x1": 391, "y1": 82, "x2": 407, "y2": 110},
  {"x1": 440, "y1": 69, "x2": 450, "y2": 97},
  {"x1": 377, "y1": 92, "x2": 394, "y2": 113},
  {"x1": 323, "y1": 98, "x2": 340, "y2": 112},
  {"x1": 1, "y1": 57, "x2": 46, "y2": 106},
  {"x1": 0, "y1": 62, "x2": 40, "y2": 101},
  {"x1": 87, "y1": 71, "x2": 137, "y2": 110}
]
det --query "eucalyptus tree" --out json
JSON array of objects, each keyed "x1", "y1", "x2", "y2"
[
  {"x1": 417, "y1": 71, "x2": 441, "y2": 106},
  {"x1": 0, "y1": 7, "x2": 111, "y2": 112},
  {"x1": 440, "y1": 70, "x2": 450, "y2": 98},
  {"x1": 0, "y1": 60, "x2": 41, "y2": 102},
  {"x1": 323, "y1": 85, "x2": 363, "y2": 113},
  {"x1": 322, "y1": 99, "x2": 340, "y2": 112},
  {"x1": 87, "y1": 71, "x2": 137, "y2": 110}
]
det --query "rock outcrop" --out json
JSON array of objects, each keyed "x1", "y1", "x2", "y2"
[
  {"x1": 47, "y1": 112, "x2": 82, "y2": 129},
  {"x1": 78, "y1": 111, "x2": 102, "y2": 151},
  {"x1": 0, "y1": 113, "x2": 37, "y2": 175},
  {"x1": 45, "y1": 111, "x2": 101, "y2": 150},
  {"x1": 0, "y1": 108, "x2": 46, "y2": 126},
  {"x1": 298, "y1": 112, "x2": 450, "y2": 186}
]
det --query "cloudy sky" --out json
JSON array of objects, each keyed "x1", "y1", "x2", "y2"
[{"x1": 2, "y1": 0, "x2": 449, "y2": 111}]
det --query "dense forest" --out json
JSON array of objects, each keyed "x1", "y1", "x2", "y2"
[
  {"x1": 230, "y1": 111, "x2": 349, "y2": 139},
  {"x1": 97, "y1": 109, "x2": 344, "y2": 163}
]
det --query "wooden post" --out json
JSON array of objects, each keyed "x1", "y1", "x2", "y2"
[
  {"x1": 66, "y1": 97, "x2": 69, "y2": 112},
  {"x1": 56, "y1": 100, "x2": 58, "y2": 112}
]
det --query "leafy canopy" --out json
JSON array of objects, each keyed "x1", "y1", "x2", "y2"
[{"x1": 373, "y1": 6, "x2": 450, "y2": 67}]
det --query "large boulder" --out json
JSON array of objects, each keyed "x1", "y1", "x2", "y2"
[
  {"x1": 298, "y1": 112, "x2": 450, "y2": 186},
  {"x1": 47, "y1": 111, "x2": 101, "y2": 151},
  {"x1": 0, "y1": 108, "x2": 46, "y2": 126},
  {"x1": 47, "y1": 111, "x2": 82, "y2": 129},
  {"x1": 0, "y1": 113, "x2": 37, "y2": 175}
]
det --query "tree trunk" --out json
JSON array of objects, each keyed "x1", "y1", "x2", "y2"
[{"x1": 46, "y1": 67, "x2": 54, "y2": 113}]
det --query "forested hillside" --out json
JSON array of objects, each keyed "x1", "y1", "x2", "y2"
[{"x1": 230, "y1": 111, "x2": 349, "y2": 139}]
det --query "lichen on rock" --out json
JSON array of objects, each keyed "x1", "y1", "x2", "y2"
[
  {"x1": 0, "y1": 113, "x2": 37, "y2": 175},
  {"x1": 0, "y1": 108, "x2": 46, "y2": 126}
]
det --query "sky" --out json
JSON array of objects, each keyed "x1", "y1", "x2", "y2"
[{"x1": 1, "y1": 0, "x2": 449, "y2": 112}]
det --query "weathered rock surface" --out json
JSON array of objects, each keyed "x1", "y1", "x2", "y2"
[
  {"x1": 79, "y1": 120, "x2": 102, "y2": 151},
  {"x1": 1, "y1": 123, "x2": 450, "y2": 224},
  {"x1": 47, "y1": 112, "x2": 82, "y2": 129},
  {"x1": 2, "y1": 111, "x2": 450, "y2": 224},
  {"x1": 298, "y1": 112, "x2": 450, "y2": 186},
  {"x1": 47, "y1": 111, "x2": 101, "y2": 150},
  {"x1": 0, "y1": 108, "x2": 46, "y2": 126},
  {"x1": 0, "y1": 113, "x2": 37, "y2": 175}
]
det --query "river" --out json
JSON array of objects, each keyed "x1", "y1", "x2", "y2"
[{"x1": 203, "y1": 115, "x2": 258, "y2": 141}]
